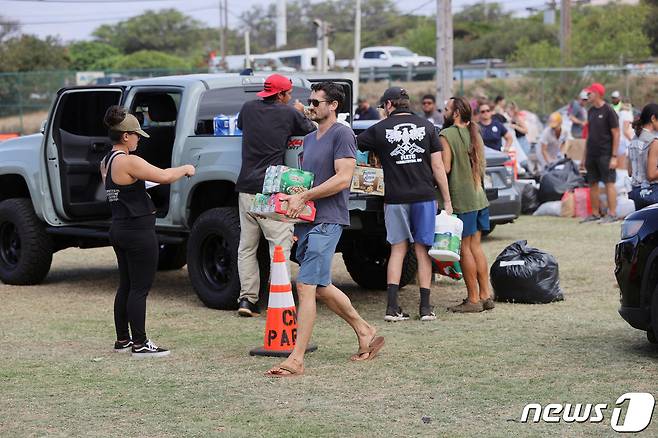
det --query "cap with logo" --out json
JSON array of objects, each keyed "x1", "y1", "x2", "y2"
[
  {"x1": 611, "y1": 90, "x2": 621, "y2": 99},
  {"x1": 110, "y1": 113, "x2": 150, "y2": 138},
  {"x1": 585, "y1": 82, "x2": 605, "y2": 97},
  {"x1": 379, "y1": 87, "x2": 409, "y2": 106},
  {"x1": 257, "y1": 73, "x2": 293, "y2": 98}
]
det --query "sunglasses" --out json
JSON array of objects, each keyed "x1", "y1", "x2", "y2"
[
  {"x1": 307, "y1": 99, "x2": 330, "y2": 107},
  {"x1": 480, "y1": 109, "x2": 491, "y2": 113}
]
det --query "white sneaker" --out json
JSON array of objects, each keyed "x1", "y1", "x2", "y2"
[{"x1": 132, "y1": 339, "x2": 171, "y2": 358}]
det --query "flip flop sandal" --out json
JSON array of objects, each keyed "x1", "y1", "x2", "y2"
[
  {"x1": 350, "y1": 335, "x2": 385, "y2": 362},
  {"x1": 265, "y1": 363, "x2": 303, "y2": 378}
]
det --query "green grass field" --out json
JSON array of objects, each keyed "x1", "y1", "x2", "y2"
[{"x1": 2, "y1": 216, "x2": 657, "y2": 437}]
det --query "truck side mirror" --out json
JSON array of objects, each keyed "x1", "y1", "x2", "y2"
[{"x1": 379, "y1": 54, "x2": 388, "y2": 60}]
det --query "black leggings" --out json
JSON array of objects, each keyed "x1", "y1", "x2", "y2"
[{"x1": 109, "y1": 215, "x2": 158, "y2": 345}]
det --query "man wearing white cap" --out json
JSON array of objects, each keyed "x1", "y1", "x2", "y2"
[{"x1": 611, "y1": 90, "x2": 622, "y2": 113}]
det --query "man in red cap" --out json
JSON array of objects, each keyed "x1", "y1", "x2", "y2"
[
  {"x1": 580, "y1": 82, "x2": 620, "y2": 224},
  {"x1": 235, "y1": 74, "x2": 316, "y2": 316}
]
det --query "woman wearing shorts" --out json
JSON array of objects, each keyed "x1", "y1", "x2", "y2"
[
  {"x1": 101, "y1": 106, "x2": 195, "y2": 357},
  {"x1": 439, "y1": 97, "x2": 494, "y2": 313}
]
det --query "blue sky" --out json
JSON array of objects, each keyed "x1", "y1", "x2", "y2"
[{"x1": 1, "y1": 0, "x2": 547, "y2": 42}]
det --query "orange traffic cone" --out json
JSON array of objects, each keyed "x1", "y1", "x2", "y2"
[{"x1": 249, "y1": 245, "x2": 317, "y2": 357}]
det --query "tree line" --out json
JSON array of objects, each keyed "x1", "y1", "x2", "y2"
[{"x1": 0, "y1": 0, "x2": 657, "y2": 73}]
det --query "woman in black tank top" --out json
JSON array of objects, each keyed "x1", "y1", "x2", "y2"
[{"x1": 101, "y1": 106, "x2": 195, "y2": 358}]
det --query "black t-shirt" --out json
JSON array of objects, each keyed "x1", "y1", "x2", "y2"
[
  {"x1": 586, "y1": 103, "x2": 619, "y2": 158},
  {"x1": 356, "y1": 111, "x2": 442, "y2": 204},
  {"x1": 236, "y1": 99, "x2": 316, "y2": 194}
]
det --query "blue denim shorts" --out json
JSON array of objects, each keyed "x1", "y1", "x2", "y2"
[
  {"x1": 457, "y1": 208, "x2": 490, "y2": 237},
  {"x1": 384, "y1": 200, "x2": 436, "y2": 246},
  {"x1": 294, "y1": 223, "x2": 343, "y2": 287}
]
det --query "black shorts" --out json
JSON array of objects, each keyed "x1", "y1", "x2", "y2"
[{"x1": 585, "y1": 155, "x2": 616, "y2": 184}]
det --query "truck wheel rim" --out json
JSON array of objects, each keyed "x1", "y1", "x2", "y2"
[
  {"x1": 0, "y1": 223, "x2": 20, "y2": 268},
  {"x1": 200, "y1": 234, "x2": 231, "y2": 288}
]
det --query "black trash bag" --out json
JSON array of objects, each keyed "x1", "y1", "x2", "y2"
[
  {"x1": 490, "y1": 240, "x2": 564, "y2": 304},
  {"x1": 538, "y1": 158, "x2": 585, "y2": 203},
  {"x1": 517, "y1": 182, "x2": 539, "y2": 214}
]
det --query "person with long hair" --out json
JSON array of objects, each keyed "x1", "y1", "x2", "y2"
[
  {"x1": 101, "y1": 106, "x2": 195, "y2": 357},
  {"x1": 440, "y1": 97, "x2": 494, "y2": 312},
  {"x1": 628, "y1": 103, "x2": 658, "y2": 210}
]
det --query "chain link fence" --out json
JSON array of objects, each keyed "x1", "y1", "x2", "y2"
[{"x1": 2, "y1": 66, "x2": 656, "y2": 135}]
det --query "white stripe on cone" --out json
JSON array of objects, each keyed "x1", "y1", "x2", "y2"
[
  {"x1": 267, "y1": 291, "x2": 295, "y2": 309},
  {"x1": 270, "y1": 260, "x2": 290, "y2": 287}
]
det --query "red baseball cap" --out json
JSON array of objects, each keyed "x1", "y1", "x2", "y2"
[
  {"x1": 585, "y1": 82, "x2": 605, "y2": 97},
  {"x1": 257, "y1": 74, "x2": 292, "y2": 98}
]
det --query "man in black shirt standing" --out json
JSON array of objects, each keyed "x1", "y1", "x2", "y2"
[
  {"x1": 235, "y1": 74, "x2": 316, "y2": 316},
  {"x1": 580, "y1": 82, "x2": 620, "y2": 224},
  {"x1": 357, "y1": 87, "x2": 452, "y2": 322}
]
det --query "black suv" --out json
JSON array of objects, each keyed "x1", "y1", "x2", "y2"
[{"x1": 615, "y1": 204, "x2": 658, "y2": 342}]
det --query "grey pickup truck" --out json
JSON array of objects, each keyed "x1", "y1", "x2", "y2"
[{"x1": 0, "y1": 72, "x2": 422, "y2": 309}]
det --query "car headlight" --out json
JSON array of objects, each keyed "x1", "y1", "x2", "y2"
[{"x1": 621, "y1": 219, "x2": 644, "y2": 239}]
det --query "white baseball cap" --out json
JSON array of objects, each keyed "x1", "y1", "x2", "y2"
[
  {"x1": 579, "y1": 90, "x2": 588, "y2": 100},
  {"x1": 611, "y1": 90, "x2": 621, "y2": 98}
]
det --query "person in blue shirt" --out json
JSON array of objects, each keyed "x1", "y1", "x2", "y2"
[
  {"x1": 354, "y1": 97, "x2": 380, "y2": 120},
  {"x1": 478, "y1": 102, "x2": 513, "y2": 151}
]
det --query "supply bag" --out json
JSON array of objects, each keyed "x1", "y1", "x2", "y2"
[{"x1": 428, "y1": 212, "x2": 463, "y2": 262}]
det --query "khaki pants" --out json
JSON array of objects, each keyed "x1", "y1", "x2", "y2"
[{"x1": 237, "y1": 193, "x2": 294, "y2": 304}]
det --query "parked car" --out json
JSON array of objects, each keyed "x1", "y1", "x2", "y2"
[
  {"x1": 0, "y1": 73, "x2": 419, "y2": 310},
  {"x1": 615, "y1": 204, "x2": 658, "y2": 343},
  {"x1": 351, "y1": 120, "x2": 520, "y2": 235},
  {"x1": 359, "y1": 46, "x2": 435, "y2": 69}
]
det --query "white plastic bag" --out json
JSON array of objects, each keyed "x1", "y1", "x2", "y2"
[{"x1": 429, "y1": 212, "x2": 463, "y2": 262}]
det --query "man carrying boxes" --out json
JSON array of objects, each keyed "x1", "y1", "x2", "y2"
[
  {"x1": 265, "y1": 82, "x2": 384, "y2": 377},
  {"x1": 235, "y1": 74, "x2": 316, "y2": 317}
]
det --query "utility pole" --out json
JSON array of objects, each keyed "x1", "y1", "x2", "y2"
[
  {"x1": 353, "y1": 0, "x2": 361, "y2": 107},
  {"x1": 219, "y1": 0, "x2": 225, "y2": 63},
  {"x1": 244, "y1": 30, "x2": 251, "y2": 69},
  {"x1": 435, "y1": 0, "x2": 453, "y2": 106},
  {"x1": 314, "y1": 19, "x2": 330, "y2": 73},
  {"x1": 560, "y1": 0, "x2": 571, "y2": 66},
  {"x1": 276, "y1": 0, "x2": 287, "y2": 48}
]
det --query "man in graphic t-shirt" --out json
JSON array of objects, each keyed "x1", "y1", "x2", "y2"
[
  {"x1": 357, "y1": 87, "x2": 452, "y2": 323},
  {"x1": 580, "y1": 82, "x2": 620, "y2": 224}
]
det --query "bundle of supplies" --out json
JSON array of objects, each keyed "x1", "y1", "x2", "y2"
[
  {"x1": 351, "y1": 166, "x2": 385, "y2": 196},
  {"x1": 263, "y1": 165, "x2": 315, "y2": 195},
  {"x1": 250, "y1": 165, "x2": 316, "y2": 223},
  {"x1": 428, "y1": 212, "x2": 463, "y2": 262},
  {"x1": 250, "y1": 193, "x2": 316, "y2": 223}
]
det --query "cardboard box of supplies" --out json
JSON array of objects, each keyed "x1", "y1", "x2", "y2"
[
  {"x1": 249, "y1": 193, "x2": 316, "y2": 223},
  {"x1": 351, "y1": 166, "x2": 384, "y2": 196}
]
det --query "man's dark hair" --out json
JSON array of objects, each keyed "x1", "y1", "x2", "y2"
[
  {"x1": 422, "y1": 94, "x2": 435, "y2": 103},
  {"x1": 389, "y1": 97, "x2": 411, "y2": 111},
  {"x1": 311, "y1": 82, "x2": 344, "y2": 114},
  {"x1": 494, "y1": 95, "x2": 505, "y2": 104}
]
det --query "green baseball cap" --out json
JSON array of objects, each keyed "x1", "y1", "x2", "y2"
[{"x1": 110, "y1": 113, "x2": 150, "y2": 138}]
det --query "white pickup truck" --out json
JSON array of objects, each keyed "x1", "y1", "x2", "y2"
[{"x1": 359, "y1": 46, "x2": 435, "y2": 69}]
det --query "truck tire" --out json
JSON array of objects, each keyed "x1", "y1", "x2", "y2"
[
  {"x1": 157, "y1": 243, "x2": 187, "y2": 271},
  {"x1": 343, "y1": 239, "x2": 417, "y2": 290},
  {"x1": 187, "y1": 207, "x2": 242, "y2": 309},
  {"x1": 0, "y1": 198, "x2": 53, "y2": 285}
]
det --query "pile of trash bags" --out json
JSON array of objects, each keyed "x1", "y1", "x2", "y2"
[
  {"x1": 490, "y1": 240, "x2": 564, "y2": 304},
  {"x1": 525, "y1": 158, "x2": 635, "y2": 219}
]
